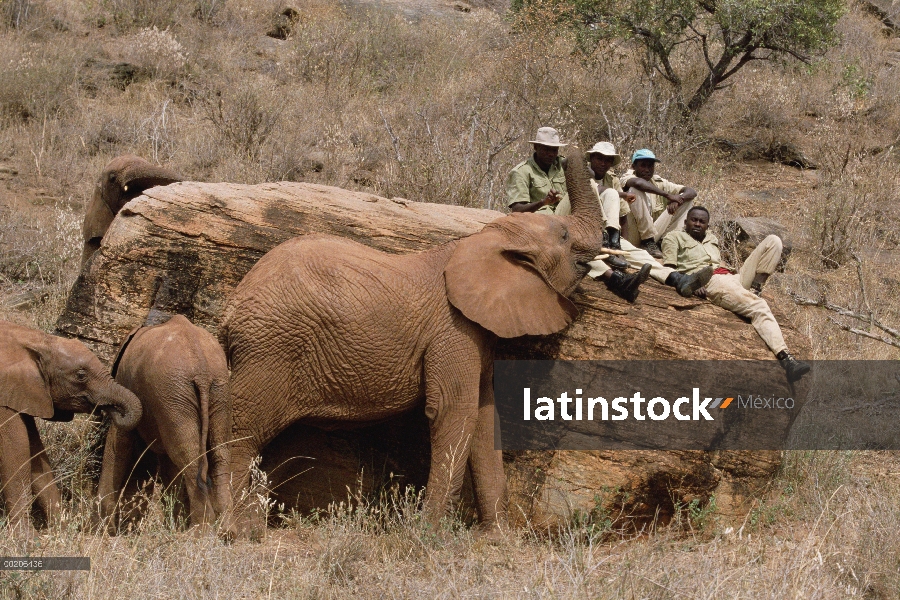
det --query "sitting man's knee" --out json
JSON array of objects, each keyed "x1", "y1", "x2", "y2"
[{"x1": 762, "y1": 234, "x2": 783, "y2": 253}]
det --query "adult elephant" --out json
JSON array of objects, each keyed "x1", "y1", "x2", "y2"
[
  {"x1": 81, "y1": 155, "x2": 181, "y2": 268},
  {"x1": 0, "y1": 321, "x2": 142, "y2": 536},
  {"x1": 219, "y1": 149, "x2": 605, "y2": 537}
]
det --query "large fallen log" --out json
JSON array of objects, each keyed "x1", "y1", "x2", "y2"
[{"x1": 57, "y1": 181, "x2": 810, "y2": 528}]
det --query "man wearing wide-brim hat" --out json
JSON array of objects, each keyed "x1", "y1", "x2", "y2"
[
  {"x1": 621, "y1": 149, "x2": 698, "y2": 258},
  {"x1": 578, "y1": 142, "x2": 712, "y2": 299},
  {"x1": 556, "y1": 141, "x2": 632, "y2": 261},
  {"x1": 506, "y1": 127, "x2": 569, "y2": 214}
]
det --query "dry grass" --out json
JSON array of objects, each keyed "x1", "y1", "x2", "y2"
[
  {"x1": 1, "y1": 443, "x2": 899, "y2": 598},
  {"x1": 0, "y1": 0, "x2": 899, "y2": 596}
]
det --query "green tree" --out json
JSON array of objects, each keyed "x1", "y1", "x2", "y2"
[{"x1": 525, "y1": 0, "x2": 845, "y2": 114}]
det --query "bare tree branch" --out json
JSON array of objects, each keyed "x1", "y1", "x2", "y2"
[{"x1": 828, "y1": 319, "x2": 900, "y2": 350}]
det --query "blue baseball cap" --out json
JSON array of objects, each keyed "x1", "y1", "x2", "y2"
[{"x1": 631, "y1": 149, "x2": 660, "y2": 163}]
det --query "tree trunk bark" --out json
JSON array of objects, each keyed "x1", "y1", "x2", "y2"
[{"x1": 57, "y1": 181, "x2": 810, "y2": 529}]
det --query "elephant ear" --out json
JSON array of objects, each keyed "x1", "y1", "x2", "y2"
[
  {"x1": 445, "y1": 223, "x2": 578, "y2": 338},
  {"x1": 111, "y1": 326, "x2": 143, "y2": 378},
  {"x1": 0, "y1": 352, "x2": 54, "y2": 419}
]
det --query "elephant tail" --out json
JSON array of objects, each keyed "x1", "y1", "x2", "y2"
[{"x1": 194, "y1": 378, "x2": 211, "y2": 493}]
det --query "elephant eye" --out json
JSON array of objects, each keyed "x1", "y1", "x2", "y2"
[
  {"x1": 75, "y1": 369, "x2": 88, "y2": 382},
  {"x1": 562, "y1": 230, "x2": 569, "y2": 242}
]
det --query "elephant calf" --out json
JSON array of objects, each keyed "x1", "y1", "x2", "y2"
[
  {"x1": 98, "y1": 315, "x2": 233, "y2": 536},
  {"x1": 81, "y1": 154, "x2": 181, "y2": 269},
  {"x1": 0, "y1": 321, "x2": 142, "y2": 536}
]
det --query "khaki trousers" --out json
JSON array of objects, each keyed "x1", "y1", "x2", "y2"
[
  {"x1": 704, "y1": 235, "x2": 787, "y2": 354},
  {"x1": 624, "y1": 191, "x2": 693, "y2": 245},
  {"x1": 587, "y1": 238, "x2": 673, "y2": 282},
  {"x1": 598, "y1": 187, "x2": 621, "y2": 231}
]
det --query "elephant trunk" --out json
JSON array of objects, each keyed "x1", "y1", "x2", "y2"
[
  {"x1": 563, "y1": 148, "x2": 605, "y2": 260},
  {"x1": 96, "y1": 383, "x2": 143, "y2": 431}
]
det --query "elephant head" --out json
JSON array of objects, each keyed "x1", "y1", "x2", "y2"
[
  {"x1": 445, "y1": 149, "x2": 605, "y2": 338},
  {"x1": 1, "y1": 323, "x2": 142, "y2": 430},
  {"x1": 81, "y1": 155, "x2": 181, "y2": 268}
]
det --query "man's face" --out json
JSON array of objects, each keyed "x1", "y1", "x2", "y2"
[
  {"x1": 685, "y1": 209, "x2": 709, "y2": 240},
  {"x1": 632, "y1": 158, "x2": 656, "y2": 180},
  {"x1": 589, "y1": 154, "x2": 615, "y2": 178},
  {"x1": 533, "y1": 144, "x2": 559, "y2": 170}
]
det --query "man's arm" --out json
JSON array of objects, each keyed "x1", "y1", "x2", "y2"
[
  {"x1": 660, "y1": 232, "x2": 679, "y2": 269},
  {"x1": 506, "y1": 168, "x2": 561, "y2": 213},
  {"x1": 625, "y1": 177, "x2": 696, "y2": 213},
  {"x1": 509, "y1": 190, "x2": 561, "y2": 213}
]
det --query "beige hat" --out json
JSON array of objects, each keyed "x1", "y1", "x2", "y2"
[
  {"x1": 586, "y1": 141, "x2": 622, "y2": 166},
  {"x1": 528, "y1": 127, "x2": 567, "y2": 148}
]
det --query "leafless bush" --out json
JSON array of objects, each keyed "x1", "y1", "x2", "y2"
[
  {"x1": 104, "y1": 0, "x2": 185, "y2": 30},
  {"x1": 120, "y1": 27, "x2": 188, "y2": 82},
  {"x1": 203, "y1": 87, "x2": 282, "y2": 161},
  {"x1": 1, "y1": 0, "x2": 31, "y2": 29}
]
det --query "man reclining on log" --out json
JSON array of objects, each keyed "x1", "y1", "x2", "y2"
[
  {"x1": 661, "y1": 206, "x2": 811, "y2": 382},
  {"x1": 621, "y1": 149, "x2": 697, "y2": 259},
  {"x1": 505, "y1": 128, "x2": 651, "y2": 302}
]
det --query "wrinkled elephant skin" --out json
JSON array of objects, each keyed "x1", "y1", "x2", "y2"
[
  {"x1": 219, "y1": 151, "x2": 606, "y2": 538},
  {"x1": 0, "y1": 320, "x2": 142, "y2": 535},
  {"x1": 97, "y1": 315, "x2": 233, "y2": 538}
]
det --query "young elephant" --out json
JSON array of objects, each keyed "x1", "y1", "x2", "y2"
[
  {"x1": 81, "y1": 154, "x2": 181, "y2": 269},
  {"x1": 0, "y1": 321, "x2": 142, "y2": 536},
  {"x1": 97, "y1": 315, "x2": 233, "y2": 535},
  {"x1": 219, "y1": 149, "x2": 607, "y2": 538}
]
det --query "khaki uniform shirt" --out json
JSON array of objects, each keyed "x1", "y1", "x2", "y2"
[
  {"x1": 506, "y1": 156, "x2": 568, "y2": 215},
  {"x1": 621, "y1": 170, "x2": 684, "y2": 219},
  {"x1": 661, "y1": 231, "x2": 721, "y2": 274}
]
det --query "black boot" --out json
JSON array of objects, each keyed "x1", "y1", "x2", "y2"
[
  {"x1": 641, "y1": 238, "x2": 663, "y2": 259},
  {"x1": 602, "y1": 227, "x2": 629, "y2": 270},
  {"x1": 606, "y1": 263, "x2": 651, "y2": 302},
  {"x1": 606, "y1": 227, "x2": 622, "y2": 250},
  {"x1": 776, "y1": 350, "x2": 811, "y2": 383},
  {"x1": 665, "y1": 266, "x2": 714, "y2": 298}
]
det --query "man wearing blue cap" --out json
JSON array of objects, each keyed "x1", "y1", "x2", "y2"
[{"x1": 621, "y1": 149, "x2": 697, "y2": 259}]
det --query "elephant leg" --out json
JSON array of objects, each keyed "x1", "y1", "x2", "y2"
[
  {"x1": 25, "y1": 417, "x2": 61, "y2": 527},
  {"x1": 96, "y1": 423, "x2": 135, "y2": 532},
  {"x1": 422, "y1": 345, "x2": 480, "y2": 525},
  {"x1": 158, "y1": 454, "x2": 191, "y2": 530},
  {"x1": 161, "y1": 432, "x2": 213, "y2": 529},
  {"x1": 468, "y1": 362, "x2": 508, "y2": 532},
  {"x1": 227, "y1": 436, "x2": 266, "y2": 541},
  {"x1": 0, "y1": 408, "x2": 37, "y2": 536},
  {"x1": 207, "y1": 382, "x2": 235, "y2": 539}
]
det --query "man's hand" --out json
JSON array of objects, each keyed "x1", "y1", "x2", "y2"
[
  {"x1": 620, "y1": 191, "x2": 636, "y2": 203},
  {"x1": 665, "y1": 193, "x2": 684, "y2": 214},
  {"x1": 543, "y1": 190, "x2": 561, "y2": 207},
  {"x1": 694, "y1": 286, "x2": 707, "y2": 299}
]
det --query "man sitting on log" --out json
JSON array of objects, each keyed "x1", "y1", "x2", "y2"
[
  {"x1": 579, "y1": 141, "x2": 713, "y2": 298},
  {"x1": 506, "y1": 129, "x2": 653, "y2": 302},
  {"x1": 622, "y1": 149, "x2": 697, "y2": 259},
  {"x1": 506, "y1": 126, "x2": 569, "y2": 214},
  {"x1": 661, "y1": 206, "x2": 811, "y2": 382}
]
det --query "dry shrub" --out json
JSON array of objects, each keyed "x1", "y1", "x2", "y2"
[
  {"x1": 119, "y1": 27, "x2": 188, "y2": 82},
  {"x1": 0, "y1": 37, "x2": 82, "y2": 125}
]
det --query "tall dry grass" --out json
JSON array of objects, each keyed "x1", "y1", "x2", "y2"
[{"x1": 0, "y1": 0, "x2": 899, "y2": 596}]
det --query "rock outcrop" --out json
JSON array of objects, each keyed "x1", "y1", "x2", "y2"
[{"x1": 57, "y1": 181, "x2": 810, "y2": 529}]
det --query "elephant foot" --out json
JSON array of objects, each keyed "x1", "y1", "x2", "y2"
[{"x1": 474, "y1": 521, "x2": 508, "y2": 545}]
